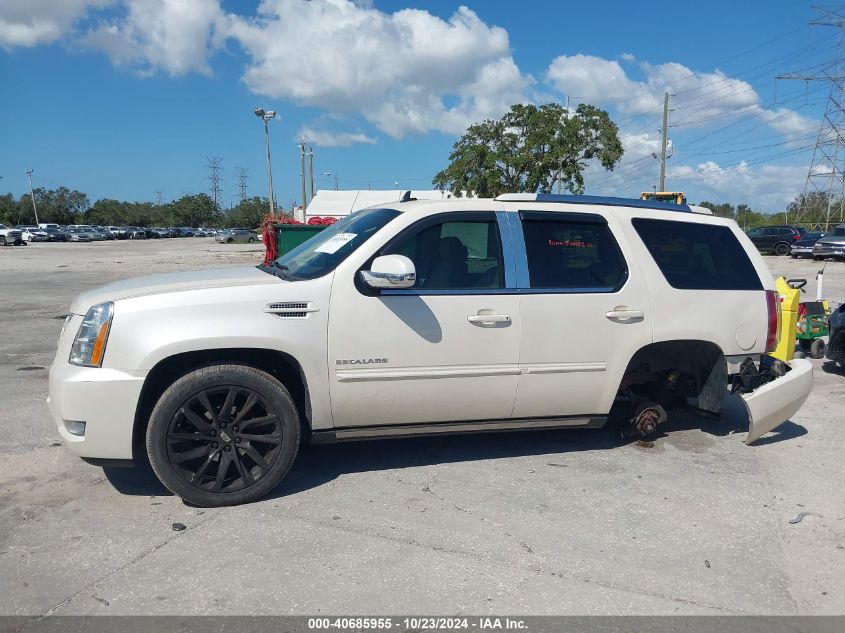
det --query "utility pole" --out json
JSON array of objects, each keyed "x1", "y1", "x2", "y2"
[
  {"x1": 658, "y1": 92, "x2": 669, "y2": 192},
  {"x1": 776, "y1": 7, "x2": 845, "y2": 229},
  {"x1": 254, "y1": 108, "x2": 277, "y2": 214},
  {"x1": 308, "y1": 146, "x2": 315, "y2": 201},
  {"x1": 235, "y1": 167, "x2": 249, "y2": 203},
  {"x1": 299, "y1": 140, "x2": 307, "y2": 217},
  {"x1": 25, "y1": 169, "x2": 39, "y2": 225},
  {"x1": 334, "y1": 173, "x2": 339, "y2": 190},
  {"x1": 206, "y1": 156, "x2": 223, "y2": 211}
]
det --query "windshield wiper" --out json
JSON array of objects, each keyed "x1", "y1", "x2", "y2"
[{"x1": 256, "y1": 261, "x2": 292, "y2": 280}]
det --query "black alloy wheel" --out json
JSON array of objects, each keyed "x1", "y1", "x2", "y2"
[
  {"x1": 775, "y1": 242, "x2": 791, "y2": 256},
  {"x1": 146, "y1": 364, "x2": 300, "y2": 506}
]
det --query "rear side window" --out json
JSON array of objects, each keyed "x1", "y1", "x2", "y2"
[
  {"x1": 521, "y1": 214, "x2": 627, "y2": 290},
  {"x1": 632, "y1": 218, "x2": 762, "y2": 290}
]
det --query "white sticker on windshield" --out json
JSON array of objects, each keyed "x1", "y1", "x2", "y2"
[{"x1": 314, "y1": 232, "x2": 357, "y2": 254}]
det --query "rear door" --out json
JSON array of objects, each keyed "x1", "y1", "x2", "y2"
[{"x1": 508, "y1": 209, "x2": 654, "y2": 419}]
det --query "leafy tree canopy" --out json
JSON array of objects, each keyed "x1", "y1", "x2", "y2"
[{"x1": 433, "y1": 103, "x2": 624, "y2": 197}]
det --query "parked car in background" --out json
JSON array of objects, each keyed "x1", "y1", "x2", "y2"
[
  {"x1": 812, "y1": 224, "x2": 845, "y2": 260},
  {"x1": 68, "y1": 225, "x2": 103, "y2": 241},
  {"x1": 746, "y1": 225, "x2": 806, "y2": 256},
  {"x1": 0, "y1": 224, "x2": 25, "y2": 245},
  {"x1": 93, "y1": 227, "x2": 116, "y2": 240},
  {"x1": 44, "y1": 227, "x2": 70, "y2": 242},
  {"x1": 790, "y1": 231, "x2": 826, "y2": 258},
  {"x1": 107, "y1": 226, "x2": 128, "y2": 239},
  {"x1": 16, "y1": 226, "x2": 49, "y2": 242},
  {"x1": 215, "y1": 228, "x2": 258, "y2": 243},
  {"x1": 38, "y1": 223, "x2": 60, "y2": 230},
  {"x1": 125, "y1": 226, "x2": 147, "y2": 239},
  {"x1": 64, "y1": 227, "x2": 93, "y2": 242}
]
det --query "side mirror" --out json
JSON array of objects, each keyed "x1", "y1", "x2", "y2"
[{"x1": 360, "y1": 254, "x2": 416, "y2": 289}]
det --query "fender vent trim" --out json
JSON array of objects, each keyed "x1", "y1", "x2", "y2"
[{"x1": 265, "y1": 302, "x2": 319, "y2": 318}]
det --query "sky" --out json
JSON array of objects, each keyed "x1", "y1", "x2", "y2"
[{"x1": 0, "y1": 0, "x2": 837, "y2": 212}]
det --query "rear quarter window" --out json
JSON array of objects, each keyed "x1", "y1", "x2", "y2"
[{"x1": 632, "y1": 218, "x2": 762, "y2": 290}]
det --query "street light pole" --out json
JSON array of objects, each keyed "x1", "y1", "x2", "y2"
[
  {"x1": 254, "y1": 108, "x2": 277, "y2": 214},
  {"x1": 25, "y1": 169, "x2": 39, "y2": 225}
]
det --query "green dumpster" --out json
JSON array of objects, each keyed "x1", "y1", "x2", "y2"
[{"x1": 274, "y1": 224, "x2": 327, "y2": 256}]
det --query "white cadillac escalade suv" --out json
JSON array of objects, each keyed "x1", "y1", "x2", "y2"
[{"x1": 49, "y1": 194, "x2": 813, "y2": 506}]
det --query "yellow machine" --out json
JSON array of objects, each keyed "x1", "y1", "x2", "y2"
[
  {"x1": 771, "y1": 277, "x2": 800, "y2": 362},
  {"x1": 770, "y1": 276, "x2": 831, "y2": 361},
  {"x1": 641, "y1": 191, "x2": 687, "y2": 205}
]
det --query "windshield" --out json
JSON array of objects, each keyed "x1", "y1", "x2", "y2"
[
  {"x1": 831, "y1": 227, "x2": 845, "y2": 237},
  {"x1": 268, "y1": 208, "x2": 400, "y2": 280}
]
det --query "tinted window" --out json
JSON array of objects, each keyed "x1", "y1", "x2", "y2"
[
  {"x1": 633, "y1": 218, "x2": 762, "y2": 290},
  {"x1": 521, "y1": 216, "x2": 627, "y2": 290},
  {"x1": 384, "y1": 217, "x2": 504, "y2": 290}
]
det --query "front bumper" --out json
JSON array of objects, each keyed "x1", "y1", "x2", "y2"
[
  {"x1": 742, "y1": 358, "x2": 813, "y2": 444},
  {"x1": 48, "y1": 360, "x2": 145, "y2": 460},
  {"x1": 813, "y1": 244, "x2": 845, "y2": 258},
  {"x1": 791, "y1": 246, "x2": 813, "y2": 255}
]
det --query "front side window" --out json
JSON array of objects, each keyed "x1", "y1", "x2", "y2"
[
  {"x1": 270, "y1": 208, "x2": 400, "y2": 280},
  {"x1": 521, "y1": 215, "x2": 627, "y2": 290},
  {"x1": 383, "y1": 215, "x2": 504, "y2": 290},
  {"x1": 633, "y1": 218, "x2": 762, "y2": 290}
]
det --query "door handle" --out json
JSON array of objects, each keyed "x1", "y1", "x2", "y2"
[
  {"x1": 467, "y1": 314, "x2": 511, "y2": 324},
  {"x1": 605, "y1": 309, "x2": 644, "y2": 321}
]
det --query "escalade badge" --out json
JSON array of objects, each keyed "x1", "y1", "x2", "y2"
[{"x1": 336, "y1": 358, "x2": 388, "y2": 365}]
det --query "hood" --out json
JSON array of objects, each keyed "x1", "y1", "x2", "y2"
[
  {"x1": 817, "y1": 235, "x2": 845, "y2": 245},
  {"x1": 71, "y1": 266, "x2": 282, "y2": 314}
]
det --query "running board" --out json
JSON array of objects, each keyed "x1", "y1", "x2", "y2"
[{"x1": 310, "y1": 415, "x2": 607, "y2": 443}]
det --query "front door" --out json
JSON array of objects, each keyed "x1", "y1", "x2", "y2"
[
  {"x1": 327, "y1": 212, "x2": 521, "y2": 428},
  {"x1": 509, "y1": 209, "x2": 653, "y2": 419}
]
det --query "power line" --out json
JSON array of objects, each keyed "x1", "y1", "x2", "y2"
[
  {"x1": 777, "y1": 5, "x2": 845, "y2": 228},
  {"x1": 235, "y1": 167, "x2": 249, "y2": 203},
  {"x1": 206, "y1": 156, "x2": 223, "y2": 210}
]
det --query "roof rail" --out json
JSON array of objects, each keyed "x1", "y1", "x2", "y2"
[{"x1": 494, "y1": 193, "x2": 693, "y2": 213}]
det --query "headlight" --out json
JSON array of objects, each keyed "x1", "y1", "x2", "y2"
[{"x1": 69, "y1": 302, "x2": 114, "y2": 367}]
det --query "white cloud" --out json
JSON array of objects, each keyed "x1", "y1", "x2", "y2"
[
  {"x1": 547, "y1": 54, "x2": 656, "y2": 113},
  {"x1": 668, "y1": 161, "x2": 807, "y2": 211},
  {"x1": 0, "y1": 0, "x2": 113, "y2": 49},
  {"x1": 223, "y1": 1, "x2": 532, "y2": 138},
  {"x1": 298, "y1": 126, "x2": 377, "y2": 147},
  {"x1": 80, "y1": 0, "x2": 225, "y2": 76},
  {"x1": 620, "y1": 52, "x2": 636, "y2": 62},
  {"x1": 546, "y1": 53, "x2": 814, "y2": 138}
]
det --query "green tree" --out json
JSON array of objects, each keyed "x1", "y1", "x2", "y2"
[
  {"x1": 433, "y1": 103, "x2": 624, "y2": 197},
  {"x1": 227, "y1": 196, "x2": 270, "y2": 228},
  {"x1": 169, "y1": 193, "x2": 221, "y2": 227}
]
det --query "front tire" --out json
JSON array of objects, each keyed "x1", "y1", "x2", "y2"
[
  {"x1": 146, "y1": 364, "x2": 300, "y2": 507},
  {"x1": 248, "y1": 237, "x2": 255, "y2": 243},
  {"x1": 810, "y1": 338, "x2": 826, "y2": 359},
  {"x1": 227, "y1": 237, "x2": 233, "y2": 243}
]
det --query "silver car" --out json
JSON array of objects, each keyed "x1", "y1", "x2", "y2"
[
  {"x1": 64, "y1": 227, "x2": 93, "y2": 242},
  {"x1": 812, "y1": 225, "x2": 845, "y2": 260},
  {"x1": 215, "y1": 229, "x2": 258, "y2": 244}
]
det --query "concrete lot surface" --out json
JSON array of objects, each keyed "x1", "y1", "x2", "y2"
[{"x1": 1, "y1": 240, "x2": 844, "y2": 615}]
